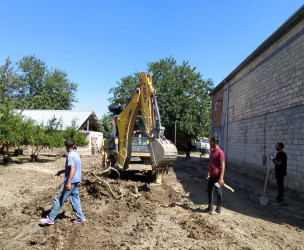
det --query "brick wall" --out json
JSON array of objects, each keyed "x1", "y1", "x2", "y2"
[
  {"x1": 212, "y1": 88, "x2": 223, "y2": 128},
  {"x1": 219, "y1": 17, "x2": 304, "y2": 193},
  {"x1": 225, "y1": 106, "x2": 303, "y2": 192}
]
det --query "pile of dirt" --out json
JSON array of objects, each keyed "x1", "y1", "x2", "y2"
[
  {"x1": 148, "y1": 183, "x2": 181, "y2": 205},
  {"x1": 178, "y1": 213, "x2": 227, "y2": 240}
]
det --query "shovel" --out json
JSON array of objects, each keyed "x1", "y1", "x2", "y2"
[
  {"x1": 215, "y1": 182, "x2": 235, "y2": 192},
  {"x1": 259, "y1": 157, "x2": 271, "y2": 205}
]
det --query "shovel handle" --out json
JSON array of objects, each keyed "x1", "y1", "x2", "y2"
[
  {"x1": 215, "y1": 182, "x2": 235, "y2": 192},
  {"x1": 223, "y1": 184, "x2": 234, "y2": 192},
  {"x1": 263, "y1": 158, "x2": 271, "y2": 193}
]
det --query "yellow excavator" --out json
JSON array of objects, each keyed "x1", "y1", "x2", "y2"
[{"x1": 102, "y1": 72, "x2": 177, "y2": 183}]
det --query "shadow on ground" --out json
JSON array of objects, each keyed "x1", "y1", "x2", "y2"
[
  {"x1": 173, "y1": 155, "x2": 304, "y2": 229},
  {"x1": 1, "y1": 154, "x2": 58, "y2": 165}
]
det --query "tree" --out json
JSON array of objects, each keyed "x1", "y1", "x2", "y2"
[
  {"x1": 148, "y1": 57, "x2": 213, "y2": 139},
  {"x1": 42, "y1": 117, "x2": 65, "y2": 149},
  {"x1": 63, "y1": 126, "x2": 88, "y2": 146},
  {"x1": 0, "y1": 58, "x2": 23, "y2": 106},
  {"x1": 27, "y1": 118, "x2": 88, "y2": 162},
  {"x1": 108, "y1": 57, "x2": 213, "y2": 140},
  {"x1": 27, "y1": 124, "x2": 46, "y2": 162},
  {"x1": 99, "y1": 113, "x2": 112, "y2": 138},
  {"x1": 109, "y1": 75, "x2": 138, "y2": 105},
  {"x1": 0, "y1": 107, "x2": 88, "y2": 163},
  {"x1": 42, "y1": 69, "x2": 78, "y2": 109},
  {"x1": 0, "y1": 103, "x2": 31, "y2": 163},
  {"x1": 0, "y1": 56, "x2": 78, "y2": 110},
  {"x1": 0, "y1": 103, "x2": 18, "y2": 162},
  {"x1": 18, "y1": 56, "x2": 78, "y2": 109}
]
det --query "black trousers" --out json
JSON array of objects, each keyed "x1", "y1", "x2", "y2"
[
  {"x1": 275, "y1": 172, "x2": 285, "y2": 202},
  {"x1": 207, "y1": 176, "x2": 222, "y2": 211},
  {"x1": 186, "y1": 151, "x2": 191, "y2": 159}
]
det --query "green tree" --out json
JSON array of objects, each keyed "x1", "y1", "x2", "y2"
[
  {"x1": 63, "y1": 126, "x2": 88, "y2": 146},
  {"x1": 0, "y1": 103, "x2": 27, "y2": 163},
  {"x1": 20, "y1": 119, "x2": 36, "y2": 147},
  {"x1": 0, "y1": 58, "x2": 22, "y2": 106},
  {"x1": 148, "y1": 57, "x2": 213, "y2": 139},
  {"x1": 109, "y1": 57, "x2": 213, "y2": 140},
  {"x1": 27, "y1": 124, "x2": 44, "y2": 161},
  {"x1": 43, "y1": 117, "x2": 65, "y2": 148},
  {"x1": 0, "y1": 106, "x2": 88, "y2": 164},
  {"x1": 0, "y1": 56, "x2": 78, "y2": 110},
  {"x1": 109, "y1": 75, "x2": 138, "y2": 105},
  {"x1": 99, "y1": 113, "x2": 112, "y2": 138},
  {"x1": 18, "y1": 55, "x2": 46, "y2": 98},
  {"x1": 44, "y1": 69, "x2": 78, "y2": 109},
  {"x1": 18, "y1": 56, "x2": 78, "y2": 109}
]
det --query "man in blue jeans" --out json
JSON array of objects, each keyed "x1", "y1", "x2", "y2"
[{"x1": 40, "y1": 140, "x2": 86, "y2": 225}]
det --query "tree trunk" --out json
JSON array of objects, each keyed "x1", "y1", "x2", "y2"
[{"x1": 30, "y1": 154, "x2": 38, "y2": 162}]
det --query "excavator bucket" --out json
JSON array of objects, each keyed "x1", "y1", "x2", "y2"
[{"x1": 148, "y1": 138, "x2": 178, "y2": 170}]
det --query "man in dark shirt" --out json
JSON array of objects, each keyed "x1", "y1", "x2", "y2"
[
  {"x1": 272, "y1": 142, "x2": 287, "y2": 204},
  {"x1": 186, "y1": 140, "x2": 192, "y2": 160}
]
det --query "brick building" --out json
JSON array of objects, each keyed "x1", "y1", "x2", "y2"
[
  {"x1": 210, "y1": 6, "x2": 304, "y2": 193},
  {"x1": 211, "y1": 88, "x2": 224, "y2": 148}
]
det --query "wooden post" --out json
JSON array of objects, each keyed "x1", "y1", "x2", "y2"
[{"x1": 87, "y1": 119, "x2": 90, "y2": 131}]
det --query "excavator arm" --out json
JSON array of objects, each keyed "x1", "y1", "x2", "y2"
[
  {"x1": 115, "y1": 86, "x2": 141, "y2": 170},
  {"x1": 107, "y1": 72, "x2": 177, "y2": 180}
]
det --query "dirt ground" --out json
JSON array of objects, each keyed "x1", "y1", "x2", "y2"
[{"x1": 0, "y1": 153, "x2": 303, "y2": 250}]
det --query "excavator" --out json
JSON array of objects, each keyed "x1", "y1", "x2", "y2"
[{"x1": 101, "y1": 72, "x2": 177, "y2": 183}]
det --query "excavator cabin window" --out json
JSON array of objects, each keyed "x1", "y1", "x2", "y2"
[{"x1": 132, "y1": 116, "x2": 148, "y2": 148}]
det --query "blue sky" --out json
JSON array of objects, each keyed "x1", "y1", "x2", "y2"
[{"x1": 0, "y1": 1, "x2": 303, "y2": 118}]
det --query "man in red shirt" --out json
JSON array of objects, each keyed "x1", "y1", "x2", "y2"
[{"x1": 203, "y1": 136, "x2": 225, "y2": 215}]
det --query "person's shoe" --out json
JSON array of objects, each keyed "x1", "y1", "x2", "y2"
[
  {"x1": 73, "y1": 218, "x2": 86, "y2": 224},
  {"x1": 201, "y1": 207, "x2": 212, "y2": 213},
  {"x1": 40, "y1": 216, "x2": 54, "y2": 225},
  {"x1": 210, "y1": 210, "x2": 221, "y2": 215},
  {"x1": 215, "y1": 207, "x2": 221, "y2": 214}
]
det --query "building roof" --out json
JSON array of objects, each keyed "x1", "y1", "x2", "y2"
[
  {"x1": 16, "y1": 110, "x2": 101, "y2": 131},
  {"x1": 210, "y1": 4, "x2": 304, "y2": 96}
]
